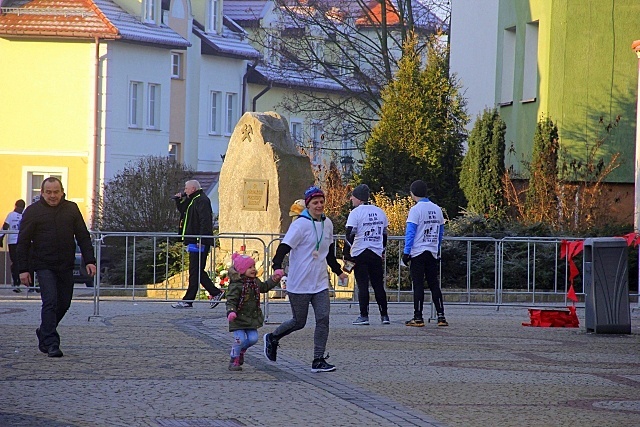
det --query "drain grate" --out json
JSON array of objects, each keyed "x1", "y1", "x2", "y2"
[{"x1": 155, "y1": 419, "x2": 246, "y2": 426}]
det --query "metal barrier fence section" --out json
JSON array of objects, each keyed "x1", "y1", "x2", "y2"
[{"x1": 2, "y1": 231, "x2": 638, "y2": 318}]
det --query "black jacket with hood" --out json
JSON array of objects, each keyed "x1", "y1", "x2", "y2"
[
  {"x1": 175, "y1": 188, "x2": 214, "y2": 246},
  {"x1": 16, "y1": 195, "x2": 95, "y2": 273}
]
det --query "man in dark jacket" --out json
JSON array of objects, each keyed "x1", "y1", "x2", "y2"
[
  {"x1": 171, "y1": 179, "x2": 223, "y2": 308},
  {"x1": 16, "y1": 177, "x2": 96, "y2": 357}
]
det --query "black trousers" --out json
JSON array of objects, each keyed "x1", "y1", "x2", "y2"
[
  {"x1": 37, "y1": 269, "x2": 74, "y2": 347},
  {"x1": 353, "y1": 249, "x2": 388, "y2": 317},
  {"x1": 8, "y1": 244, "x2": 19, "y2": 286},
  {"x1": 183, "y1": 245, "x2": 221, "y2": 301},
  {"x1": 409, "y1": 250, "x2": 444, "y2": 319}
]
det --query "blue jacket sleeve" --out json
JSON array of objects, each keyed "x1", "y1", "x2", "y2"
[
  {"x1": 403, "y1": 222, "x2": 417, "y2": 255},
  {"x1": 438, "y1": 224, "x2": 444, "y2": 252}
]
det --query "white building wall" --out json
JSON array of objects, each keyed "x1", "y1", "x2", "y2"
[
  {"x1": 449, "y1": 0, "x2": 499, "y2": 132},
  {"x1": 103, "y1": 42, "x2": 173, "y2": 180},
  {"x1": 196, "y1": 55, "x2": 247, "y2": 173},
  {"x1": 184, "y1": 34, "x2": 202, "y2": 170}
]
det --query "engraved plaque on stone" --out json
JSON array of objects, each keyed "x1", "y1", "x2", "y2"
[{"x1": 242, "y1": 179, "x2": 268, "y2": 211}]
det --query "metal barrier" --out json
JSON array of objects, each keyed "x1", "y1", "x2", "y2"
[{"x1": 4, "y1": 231, "x2": 638, "y2": 319}]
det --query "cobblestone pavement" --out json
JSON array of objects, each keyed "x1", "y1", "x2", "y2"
[{"x1": 0, "y1": 290, "x2": 639, "y2": 427}]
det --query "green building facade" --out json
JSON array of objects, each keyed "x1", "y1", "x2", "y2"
[{"x1": 497, "y1": 0, "x2": 639, "y2": 183}]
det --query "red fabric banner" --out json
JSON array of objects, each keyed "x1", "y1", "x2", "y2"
[
  {"x1": 560, "y1": 234, "x2": 638, "y2": 302},
  {"x1": 522, "y1": 307, "x2": 579, "y2": 328},
  {"x1": 560, "y1": 240, "x2": 584, "y2": 290}
]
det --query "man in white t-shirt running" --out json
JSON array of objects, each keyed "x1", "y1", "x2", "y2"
[
  {"x1": 265, "y1": 186, "x2": 348, "y2": 373},
  {"x1": 345, "y1": 184, "x2": 390, "y2": 325},
  {"x1": 402, "y1": 180, "x2": 448, "y2": 327}
]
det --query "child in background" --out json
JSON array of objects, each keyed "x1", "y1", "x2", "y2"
[{"x1": 226, "y1": 252, "x2": 283, "y2": 371}]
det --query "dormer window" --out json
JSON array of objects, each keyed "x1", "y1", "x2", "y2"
[
  {"x1": 144, "y1": 0, "x2": 156, "y2": 24},
  {"x1": 208, "y1": 0, "x2": 219, "y2": 33}
]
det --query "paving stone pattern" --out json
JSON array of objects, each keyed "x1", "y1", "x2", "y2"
[{"x1": 0, "y1": 293, "x2": 639, "y2": 426}]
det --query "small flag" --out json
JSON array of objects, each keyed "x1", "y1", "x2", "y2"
[{"x1": 567, "y1": 284, "x2": 578, "y2": 302}]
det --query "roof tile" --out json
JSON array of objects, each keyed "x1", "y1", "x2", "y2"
[
  {"x1": 0, "y1": 0, "x2": 190, "y2": 48},
  {"x1": 0, "y1": 0, "x2": 118, "y2": 38}
]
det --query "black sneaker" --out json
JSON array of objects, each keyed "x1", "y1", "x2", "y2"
[
  {"x1": 47, "y1": 344, "x2": 63, "y2": 358},
  {"x1": 263, "y1": 333, "x2": 278, "y2": 362},
  {"x1": 405, "y1": 318, "x2": 425, "y2": 327},
  {"x1": 381, "y1": 315, "x2": 391, "y2": 325},
  {"x1": 437, "y1": 315, "x2": 449, "y2": 327},
  {"x1": 210, "y1": 290, "x2": 225, "y2": 308},
  {"x1": 36, "y1": 328, "x2": 47, "y2": 354},
  {"x1": 311, "y1": 355, "x2": 336, "y2": 373}
]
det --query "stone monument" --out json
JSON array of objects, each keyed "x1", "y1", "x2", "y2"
[{"x1": 218, "y1": 111, "x2": 314, "y2": 256}]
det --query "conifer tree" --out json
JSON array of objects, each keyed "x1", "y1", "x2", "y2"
[
  {"x1": 460, "y1": 108, "x2": 506, "y2": 217},
  {"x1": 359, "y1": 34, "x2": 468, "y2": 216},
  {"x1": 524, "y1": 116, "x2": 559, "y2": 224}
]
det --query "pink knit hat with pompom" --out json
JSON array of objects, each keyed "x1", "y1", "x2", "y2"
[{"x1": 232, "y1": 253, "x2": 255, "y2": 275}]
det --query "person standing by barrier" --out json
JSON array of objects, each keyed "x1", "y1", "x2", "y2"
[
  {"x1": 402, "y1": 180, "x2": 448, "y2": 327},
  {"x1": 345, "y1": 184, "x2": 390, "y2": 325},
  {"x1": 226, "y1": 253, "x2": 283, "y2": 371},
  {"x1": 264, "y1": 186, "x2": 348, "y2": 372},
  {"x1": 1, "y1": 199, "x2": 26, "y2": 293},
  {"x1": 171, "y1": 180, "x2": 224, "y2": 309},
  {"x1": 16, "y1": 177, "x2": 96, "y2": 357}
]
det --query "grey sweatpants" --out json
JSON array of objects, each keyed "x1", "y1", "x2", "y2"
[{"x1": 271, "y1": 289, "x2": 330, "y2": 360}]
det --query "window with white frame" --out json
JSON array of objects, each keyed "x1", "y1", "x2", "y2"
[
  {"x1": 143, "y1": 0, "x2": 155, "y2": 24},
  {"x1": 311, "y1": 121, "x2": 323, "y2": 165},
  {"x1": 265, "y1": 33, "x2": 277, "y2": 65},
  {"x1": 128, "y1": 81, "x2": 143, "y2": 128},
  {"x1": 168, "y1": 143, "x2": 180, "y2": 162},
  {"x1": 171, "y1": 53, "x2": 182, "y2": 79},
  {"x1": 207, "y1": 0, "x2": 219, "y2": 33},
  {"x1": 225, "y1": 93, "x2": 238, "y2": 135},
  {"x1": 290, "y1": 120, "x2": 303, "y2": 148},
  {"x1": 147, "y1": 83, "x2": 161, "y2": 129},
  {"x1": 312, "y1": 41, "x2": 324, "y2": 72},
  {"x1": 24, "y1": 169, "x2": 65, "y2": 204},
  {"x1": 500, "y1": 27, "x2": 516, "y2": 105},
  {"x1": 209, "y1": 91, "x2": 221, "y2": 134},
  {"x1": 341, "y1": 123, "x2": 355, "y2": 176},
  {"x1": 522, "y1": 21, "x2": 539, "y2": 102}
]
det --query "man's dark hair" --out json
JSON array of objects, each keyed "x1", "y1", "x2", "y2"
[
  {"x1": 41, "y1": 177, "x2": 64, "y2": 192},
  {"x1": 15, "y1": 199, "x2": 25, "y2": 209}
]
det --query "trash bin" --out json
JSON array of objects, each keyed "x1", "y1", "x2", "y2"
[{"x1": 583, "y1": 237, "x2": 631, "y2": 334}]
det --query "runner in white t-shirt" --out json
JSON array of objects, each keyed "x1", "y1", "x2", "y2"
[
  {"x1": 402, "y1": 180, "x2": 448, "y2": 327},
  {"x1": 265, "y1": 186, "x2": 348, "y2": 373},
  {"x1": 345, "y1": 184, "x2": 390, "y2": 325},
  {"x1": 1, "y1": 199, "x2": 26, "y2": 292}
]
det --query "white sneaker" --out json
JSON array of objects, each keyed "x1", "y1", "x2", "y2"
[{"x1": 171, "y1": 301, "x2": 193, "y2": 309}]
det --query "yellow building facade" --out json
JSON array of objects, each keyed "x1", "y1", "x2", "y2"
[{"x1": 0, "y1": 38, "x2": 98, "y2": 222}]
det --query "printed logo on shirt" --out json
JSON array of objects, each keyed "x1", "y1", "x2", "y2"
[
  {"x1": 421, "y1": 211, "x2": 440, "y2": 243},
  {"x1": 362, "y1": 212, "x2": 385, "y2": 242}
]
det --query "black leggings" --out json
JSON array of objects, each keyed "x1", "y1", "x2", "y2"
[
  {"x1": 353, "y1": 249, "x2": 387, "y2": 317},
  {"x1": 409, "y1": 250, "x2": 444, "y2": 318}
]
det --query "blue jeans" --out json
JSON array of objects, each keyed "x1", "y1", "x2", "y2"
[
  {"x1": 230, "y1": 329, "x2": 259, "y2": 358},
  {"x1": 37, "y1": 269, "x2": 74, "y2": 347}
]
